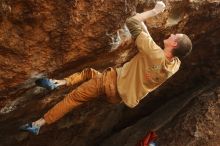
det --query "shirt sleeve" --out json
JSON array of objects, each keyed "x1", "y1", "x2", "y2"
[
  {"x1": 125, "y1": 17, "x2": 143, "y2": 39},
  {"x1": 126, "y1": 18, "x2": 161, "y2": 56},
  {"x1": 135, "y1": 31, "x2": 162, "y2": 56}
]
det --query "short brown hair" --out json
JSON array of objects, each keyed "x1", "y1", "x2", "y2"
[{"x1": 172, "y1": 34, "x2": 192, "y2": 58}]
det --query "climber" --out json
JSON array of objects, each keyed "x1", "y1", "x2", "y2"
[{"x1": 19, "y1": 1, "x2": 192, "y2": 135}]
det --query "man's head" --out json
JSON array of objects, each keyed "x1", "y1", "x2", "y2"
[{"x1": 164, "y1": 34, "x2": 192, "y2": 58}]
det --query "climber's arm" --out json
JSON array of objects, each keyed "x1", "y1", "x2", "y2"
[
  {"x1": 126, "y1": 1, "x2": 165, "y2": 39},
  {"x1": 125, "y1": 1, "x2": 166, "y2": 54},
  {"x1": 132, "y1": 1, "x2": 165, "y2": 22}
]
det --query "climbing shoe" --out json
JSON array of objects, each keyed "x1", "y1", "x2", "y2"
[
  {"x1": 35, "y1": 78, "x2": 57, "y2": 90},
  {"x1": 149, "y1": 142, "x2": 156, "y2": 146},
  {"x1": 19, "y1": 123, "x2": 40, "y2": 135}
]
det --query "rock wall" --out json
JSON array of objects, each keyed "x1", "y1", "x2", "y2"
[{"x1": 0, "y1": 0, "x2": 136, "y2": 100}]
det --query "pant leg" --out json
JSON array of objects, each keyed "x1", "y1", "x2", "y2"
[
  {"x1": 44, "y1": 76, "x2": 104, "y2": 124},
  {"x1": 64, "y1": 68, "x2": 101, "y2": 86}
]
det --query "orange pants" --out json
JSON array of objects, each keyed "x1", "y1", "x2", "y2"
[{"x1": 44, "y1": 67, "x2": 121, "y2": 124}]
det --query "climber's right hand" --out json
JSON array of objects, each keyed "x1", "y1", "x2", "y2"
[{"x1": 153, "y1": 1, "x2": 166, "y2": 14}]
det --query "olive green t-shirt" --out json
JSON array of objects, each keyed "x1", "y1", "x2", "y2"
[{"x1": 116, "y1": 18, "x2": 181, "y2": 108}]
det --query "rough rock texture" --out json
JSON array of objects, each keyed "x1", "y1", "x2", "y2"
[
  {"x1": 0, "y1": 0, "x2": 220, "y2": 146},
  {"x1": 101, "y1": 82, "x2": 220, "y2": 146},
  {"x1": 0, "y1": 0, "x2": 136, "y2": 101},
  {"x1": 157, "y1": 85, "x2": 220, "y2": 146}
]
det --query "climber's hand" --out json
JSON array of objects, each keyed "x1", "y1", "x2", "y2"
[{"x1": 153, "y1": 1, "x2": 166, "y2": 14}]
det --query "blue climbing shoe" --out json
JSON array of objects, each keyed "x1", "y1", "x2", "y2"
[
  {"x1": 35, "y1": 78, "x2": 57, "y2": 90},
  {"x1": 149, "y1": 142, "x2": 156, "y2": 146},
  {"x1": 19, "y1": 123, "x2": 40, "y2": 135}
]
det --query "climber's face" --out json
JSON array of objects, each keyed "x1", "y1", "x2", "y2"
[{"x1": 163, "y1": 34, "x2": 178, "y2": 49}]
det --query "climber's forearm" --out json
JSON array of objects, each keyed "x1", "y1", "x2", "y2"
[
  {"x1": 132, "y1": 10, "x2": 157, "y2": 22},
  {"x1": 132, "y1": 1, "x2": 165, "y2": 22},
  {"x1": 127, "y1": 1, "x2": 165, "y2": 38}
]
